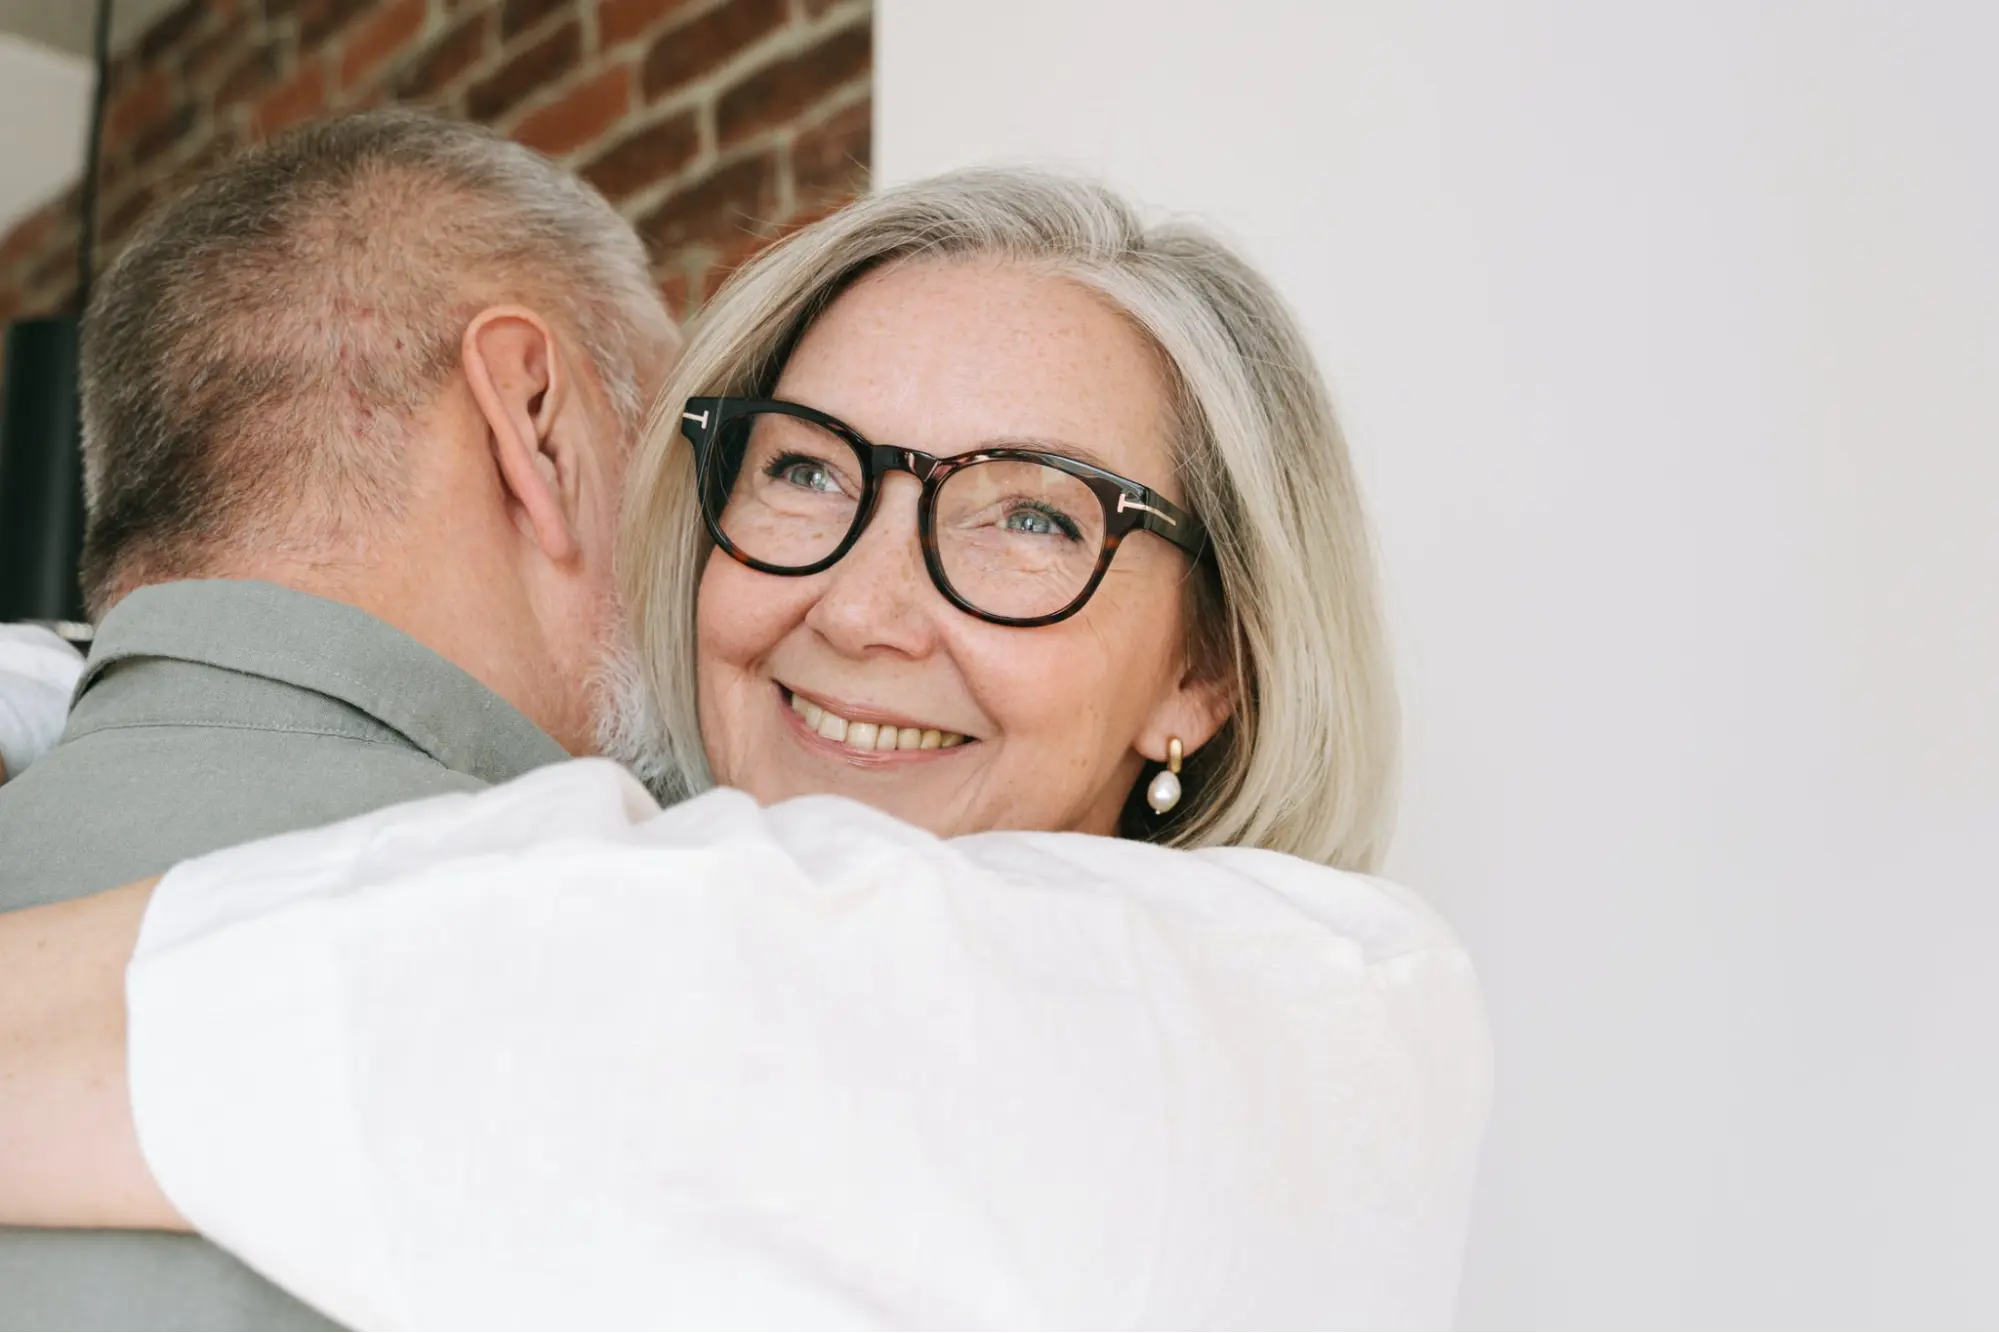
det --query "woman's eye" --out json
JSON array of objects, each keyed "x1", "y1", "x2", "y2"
[
  {"x1": 771, "y1": 457, "x2": 838, "y2": 492},
  {"x1": 999, "y1": 504, "x2": 1080, "y2": 540}
]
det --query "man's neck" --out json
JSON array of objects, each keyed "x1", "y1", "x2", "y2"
[{"x1": 187, "y1": 555, "x2": 590, "y2": 757}]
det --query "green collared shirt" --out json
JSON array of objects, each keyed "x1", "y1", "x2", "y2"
[{"x1": 0, "y1": 578, "x2": 568, "y2": 1330}]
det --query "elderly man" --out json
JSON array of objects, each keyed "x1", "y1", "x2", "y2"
[{"x1": 0, "y1": 110, "x2": 678, "y2": 1329}]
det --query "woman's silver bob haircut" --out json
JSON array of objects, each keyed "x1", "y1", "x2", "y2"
[{"x1": 617, "y1": 168, "x2": 1398, "y2": 870}]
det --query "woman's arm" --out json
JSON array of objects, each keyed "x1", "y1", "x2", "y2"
[
  {"x1": 0, "y1": 878, "x2": 189, "y2": 1231},
  {"x1": 3, "y1": 758, "x2": 1487, "y2": 1326}
]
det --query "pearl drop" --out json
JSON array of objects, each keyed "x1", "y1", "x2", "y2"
[{"x1": 1146, "y1": 768, "x2": 1182, "y2": 814}]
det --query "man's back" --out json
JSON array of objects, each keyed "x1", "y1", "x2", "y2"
[{"x1": 0, "y1": 580, "x2": 567, "y2": 1330}]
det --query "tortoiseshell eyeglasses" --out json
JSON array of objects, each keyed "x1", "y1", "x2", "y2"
[{"x1": 680, "y1": 396, "x2": 1207, "y2": 628}]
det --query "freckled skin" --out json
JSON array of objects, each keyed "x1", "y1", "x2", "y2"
[{"x1": 696, "y1": 257, "x2": 1227, "y2": 838}]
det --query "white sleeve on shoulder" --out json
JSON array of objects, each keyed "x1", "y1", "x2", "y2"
[
  {"x1": 128, "y1": 758, "x2": 1491, "y2": 1330},
  {"x1": 0, "y1": 624, "x2": 84, "y2": 779}
]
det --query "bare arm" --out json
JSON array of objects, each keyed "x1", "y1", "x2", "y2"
[{"x1": 0, "y1": 879, "x2": 190, "y2": 1231}]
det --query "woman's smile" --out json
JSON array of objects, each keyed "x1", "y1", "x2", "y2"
[
  {"x1": 697, "y1": 257, "x2": 1208, "y2": 837},
  {"x1": 777, "y1": 682, "x2": 977, "y2": 766}
]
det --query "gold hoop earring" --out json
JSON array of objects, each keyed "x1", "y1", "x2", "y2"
[{"x1": 1146, "y1": 737, "x2": 1184, "y2": 814}]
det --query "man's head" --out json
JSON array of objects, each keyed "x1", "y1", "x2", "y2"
[{"x1": 80, "y1": 110, "x2": 679, "y2": 753}]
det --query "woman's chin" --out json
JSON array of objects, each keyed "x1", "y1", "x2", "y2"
[{"x1": 724, "y1": 745, "x2": 955, "y2": 831}]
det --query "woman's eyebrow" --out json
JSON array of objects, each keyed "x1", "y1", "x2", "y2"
[{"x1": 972, "y1": 436, "x2": 1120, "y2": 472}]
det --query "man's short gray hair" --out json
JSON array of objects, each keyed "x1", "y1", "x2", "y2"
[{"x1": 79, "y1": 109, "x2": 665, "y2": 612}]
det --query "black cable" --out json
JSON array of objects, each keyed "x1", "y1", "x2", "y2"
[{"x1": 74, "y1": 0, "x2": 116, "y2": 314}]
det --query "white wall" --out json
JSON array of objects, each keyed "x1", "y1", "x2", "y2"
[
  {"x1": 878, "y1": 2, "x2": 1999, "y2": 1326},
  {"x1": 0, "y1": 33, "x2": 90, "y2": 239}
]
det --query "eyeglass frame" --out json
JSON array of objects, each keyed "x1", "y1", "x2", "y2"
[{"x1": 679, "y1": 396, "x2": 1209, "y2": 628}]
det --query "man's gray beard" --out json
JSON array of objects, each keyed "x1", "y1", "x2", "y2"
[{"x1": 590, "y1": 637, "x2": 687, "y2": 806}]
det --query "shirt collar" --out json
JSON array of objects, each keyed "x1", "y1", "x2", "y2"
[{"x1": 79, "y1": 579, "x2": 569, "y2": 785}]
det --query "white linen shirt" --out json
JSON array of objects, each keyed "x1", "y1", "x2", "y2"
[
  {"x1": 0, "y1": 623, "x2": 84, "y2": 778},
  {"x1": 128, "y1": 759, "x2": 1491, "y2": 1330}
]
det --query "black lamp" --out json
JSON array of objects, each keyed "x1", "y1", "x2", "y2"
[{"x1": 0, "y1": 0, "x2": 113, "y2": 637}]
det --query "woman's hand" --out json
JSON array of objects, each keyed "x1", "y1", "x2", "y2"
[{"x1": 0, "y1": 878, "x2": 190, "y2": 1231}]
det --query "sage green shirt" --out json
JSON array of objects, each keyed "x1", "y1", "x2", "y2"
[{"x1": 0, "y1": 579, "x2": 568, "y2": 1330}]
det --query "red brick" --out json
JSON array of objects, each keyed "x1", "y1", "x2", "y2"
[
  {"x1": 707, "y1": 227, "x2": 775, "y2": 282},
  {"x1": 511, "y1": 62, "x2": 632, "y2": 157},
  {"x1": 0, "y1": 209, "x2": 56, "y2": 272},
  {"x1": 466, "y1": 20, "x2": 581, "y2": 122},
  {"x1": 716, "y1": 19, "x2": 866, "y2": 148},
  {"x1": 15, "y1": 293, "x2": 65, "y2": 321},
  {"x1": 656, "y1": 264, "x2": 692, "y2": 320},
  {"x1": 104, "y1": 50, "x2": 138, "y2": 97},
  {"x1": 395, "y1": 10, "x2": 491, "y2": 99},
  {"x1": 180, "y1": 127, "x2": 245, "y2": 178},
  {"x1": 598, "y1": 0, "x2": 697, "y2": 50},
  {"x1": 215, "y1": 42, "x2": 285, "y2": 108},
  {"x1": 298, "y1": 0, "x2": 377, "y2": 47},
  {"x1": 106, "y1": 69, "x2": 173, "y2": 147},
  {"x1": 101, "y1": 183, "x2": 159, "y2": 246},
  {"x1": 2, "y1": 0, "x2": 879, "y2": 335},
  {"x1": 340, "y1": 0, "x2": 428, "y2": 89},
  {"x1": 138, "y1": 0, "x2": 207, "y2": 65},
  {"x1": 777, "y1": 194, "x2": 848, "y2": 239},
  {"x1": 637, "y1": 151, "x2": 779, "y2": 252},
  {"x1": 789, "y1": 94, "x2": 869, "y2": 201},
  {"x1": 130, "y1": 101, "x2": 202, "y2": 166},
  {"x1": 502, "y1": 0, "x2": 570, "y2": 39},
  {"x1": 255, "y1": 58, "x2": 328, "y2": 135},
  {"x1": 579, "y1": 109, "x2": 699, "y2": 201},
  {"x1": 641, "y1": 0, "x2": 787, "y2": 103},
  {"x1": 27, "y1": 240, "x2": 79, "y2": 298},
  {"x1": 344, "y1": 82, "x2": 393, "y2": 111},
  {"x1": 181, "y1": 25, "x2": 242, "y2": 87}
]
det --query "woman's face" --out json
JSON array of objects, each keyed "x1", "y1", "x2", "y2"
[{"x1": 696, "y1": 257, "x2": 1227, "y2": 838}]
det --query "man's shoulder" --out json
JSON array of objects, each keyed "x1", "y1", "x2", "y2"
[{"x1": 0, "y1": 722, "x2": 487, "y2": 910}]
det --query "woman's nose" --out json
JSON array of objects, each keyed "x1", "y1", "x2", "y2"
[{"x1": 803, "y1": 474, "x2": 941, "y2": 659}]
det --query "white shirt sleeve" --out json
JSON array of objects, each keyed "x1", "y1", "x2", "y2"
[
  {"x1": 0, "y1": 624, "x2": 84, "y2": 779},
  {"x1": 127, "y1": 758, "x2": 1491, "y2": 1330}
]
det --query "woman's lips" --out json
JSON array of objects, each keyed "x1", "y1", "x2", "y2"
[{"x1": 778, "y1": 685, "x2": 974, "y2": 760}]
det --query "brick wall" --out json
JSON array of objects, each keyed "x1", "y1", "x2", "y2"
[{"x1": 0, "y1": 0, "x2": 871, "y2": 331}]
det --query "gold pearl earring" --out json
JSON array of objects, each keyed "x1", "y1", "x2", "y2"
[{"x1": 1146, "y1": 737, "x2": 1184, "y2": 814}]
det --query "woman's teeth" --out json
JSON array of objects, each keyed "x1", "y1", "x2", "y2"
[{"x1": 789, "y1": 692, "x2": 964, "y2": 753}]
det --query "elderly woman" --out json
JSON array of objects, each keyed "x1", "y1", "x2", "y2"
[{"x1": 0, "y1": 170, "x2": 1489, "y2": 1328}]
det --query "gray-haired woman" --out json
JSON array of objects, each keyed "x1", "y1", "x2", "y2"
[{"x1": 0, "y1": 169, "x2": 1489, "y2": 1328}]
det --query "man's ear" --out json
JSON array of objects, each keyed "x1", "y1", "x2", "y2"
[
  {"x1": 1136, "y1": 664, "x2": 1235, "y2": 768},
  {"x1": 462, "y1": 305, "x2": 578, "y2": 562}
]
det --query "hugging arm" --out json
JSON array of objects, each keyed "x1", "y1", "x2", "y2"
[
  {"x1": 0, "y1": 878, "x2": 188, "y2": 1232},
  {"x1": 0, "y1": 759, "x2": 1488, "y2": 1328}
]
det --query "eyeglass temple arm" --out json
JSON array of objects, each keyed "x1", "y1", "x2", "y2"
[
  {"x1": 1119, "y1": 490, "x2": 1207, "y2": 556},
  {"x1": 680, "y1": 403, "x2": 716, "y2": 444}
]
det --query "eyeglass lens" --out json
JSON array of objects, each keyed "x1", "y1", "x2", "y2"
[{"x1": 711, "y1": 410, "x2": 1109, "y2": 621}]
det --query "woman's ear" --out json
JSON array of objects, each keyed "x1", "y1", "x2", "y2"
[
  {"x1": 1136, "y1": 665, "x2": 1234, "y2": 767},
  {"x1": 462, "y1": 305, "x2": 577, "y2": 562}
]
